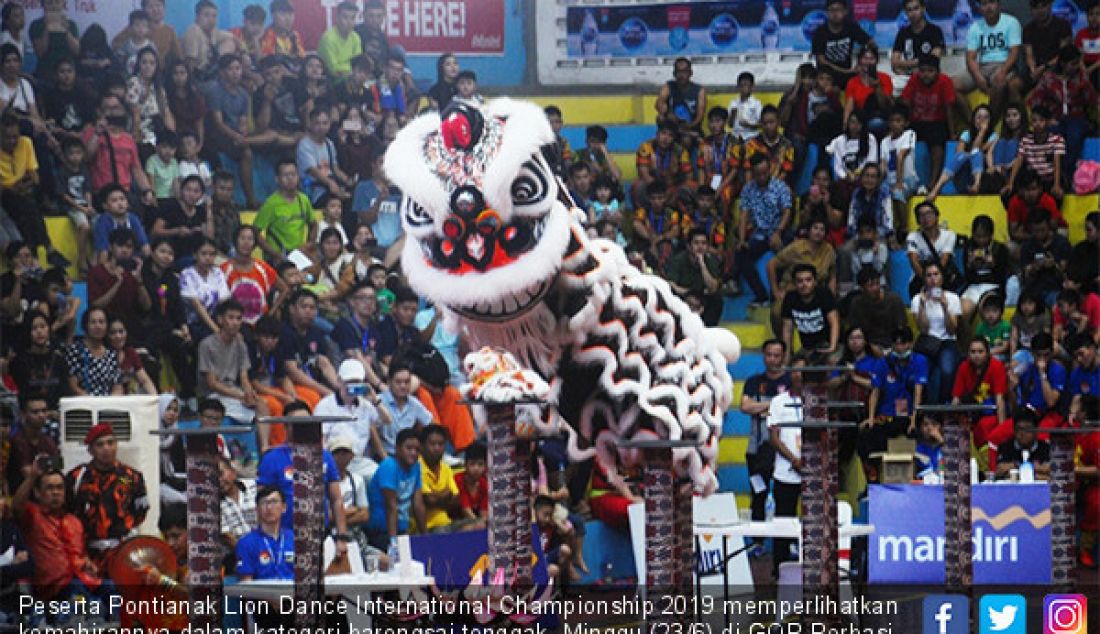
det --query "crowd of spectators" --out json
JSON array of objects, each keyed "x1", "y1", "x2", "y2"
[{"x1": 0, "y1": 0, "x2": 1099, "y2": 617}]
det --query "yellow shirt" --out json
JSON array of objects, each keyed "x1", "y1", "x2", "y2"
[
  {"x1": 419, "y1": 457, "x2": 458, "y2": 530},
  {"x1": 0, "y1": 136, "x2": 37, "y2": 188}
]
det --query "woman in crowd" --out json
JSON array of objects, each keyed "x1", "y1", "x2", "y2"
[
  {"x1": 1067, "y1": 212, "x2": 1099, "y2": 294},
  {"x1": 952, "y1": 337, "x2": 1011, "y2": 467},
  {"x1": 0, "y1": 44, "x2": 44, "y2": 134},
  {"x1": 76, "y1": 24, "x2": 115, "y2": 89},
  {"x1": 841, "y1": 46, "x2": 893, "y2": 139},
  {"x1": 180, "y1": 238, "x2": 230, "y2": 345},
  {"x1": 828, "y1": 325, "x2": 877, "y2": 466},
  {"x1": 427, "y1": 53, "x2": 459, "y2": 111},
  {"x1": 960, "y1": 214, "x2": 1015, "y2": 317},
  {"x1": 906, "y1": 200, "x2": 960, "y2": 298},
  {"x1": 140, "y1": 237, "x2": 196, "y2": 401},
  {"x1": 926, "y1": 105, "x2": 996, "y2": 200},
  {"x1": 1009, "y1": 289, "x2": 1050, "y2": 355},
  {"x1": 65, "y1": 306, "x2": 123, "y2": 396},
  {"x1": 826, "y1": 112, "x2": 878, "y2": 206},
  {"x1": 151, "y1": 176, "x2": 212, "y2": 269},
  {"x1": 158, "y1": 393, "x2": 187, "y2": 505},
  {"x1": 126, "y1": 46, "x2": 174, "y2": 154},
  {"x1": 988, "y1": 103, "x2": 1028, "y2": 198},
  {"x1": 107, "y1": 316, "x2": 157, "y2": 395},
  {"x1": 0, "y1": 4, "x2": 28, "y2": 60},
  {"x1": 9, "y1": 311, "x2": 69, "y2": 411},
  {"x1": 295, "y1": 54, "x2": 333, "y2": 123},
  {"x1": 221, "y1": 225, "x2": 283, "y2": 325},
  {"x1": 912, "y1": 260, "x2": 963, "y2": 404},
  {"x1": 308, "y1": 226, "x2": 353, "y2": 328},
  {"x1": 164, "y1": 60, "x2": 206, "y2": 150}
]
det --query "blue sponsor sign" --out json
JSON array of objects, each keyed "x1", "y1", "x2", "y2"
[{"x1": 869, "y1": 484, "x2": 1051, "y2": 584}]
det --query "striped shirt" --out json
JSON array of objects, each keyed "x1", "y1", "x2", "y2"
[
  {"x1": 221, "y1": 478, "x2": 258, "y2": 538},
  {"x1": 1017, "y1": 133, "x2": 1065, "y2": 181}
]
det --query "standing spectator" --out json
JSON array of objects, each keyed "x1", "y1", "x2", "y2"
[
  {"x1": 111, "y1": 0, "x2": 181, "y2": 64},
  {"x1": 127, "y1": 47, "x2": 175, "y2": 153},
  {"x1": 811, "y1": 0, "x2": 871, "y2": 87},
  {"x1": 1077, "y1": 2, "x2": 1100, "y2": 90},
  {"x1": 1026, "y1": 46, "x2": 1098, "y2": 179},
  {"x1": 780, "y1": 263, "x2": 840, "y2": 357},
  {"x1": 737, "y1": 153, "x2": 794, "y2": 307},
  {"x1": 741, "y1": 105, "x2": 796, "y2": 186},
  {"x1": 740, "y1": 339, "x2": 790, "y2": 550},
  {"x1": 427, "y1": 53, "x2": 459, "y2": 111},
  {"x1": 318, "y1": 2, "x2": 362, "y2": 79},
  {"x1": 277, "y1": 289, "x2": 341, "y2": 406},
  {"x1": 180, "y1": 238, "x2": 231, "y2": 344},
  {"x1": 255, "y1": 160, "x2": 316, "y2": 263},
  {"x1": 912, "y1": 261, "x2": 963, "y2": 403},
  {"x1": 165, "y1": 62, "x2": 208, "y2": 150},
  {"x1": 826, "y1": 113, "x2": 878, "y2": 205},
  {"x1": 181, "y1": 0, "x2": 234, "y2": 81},
  {"x1": 65, "y1": 308, "x2": 123, "y2": 397},
  {"x1": 199, "y1": 299, "x2": 268, "y2": 424},
  {"x1": 768, "y1": 353, "x2": 808, "y2": 569},
  {"x1": 956, "y1": 0, "x2": 1021, "y2": 119},
  {"x1": 364, "y1": 428, "x2": 426, "y2": 550},
  {"x1": 848, "y1": 267, "x2": 910, "y2": 355},
  {"x1": 260, "y1": 0, "x2": 304, "y2": 59},
  {"x1": 1019, "y1": 208, "x2": 1071, "y2": 307},
  {"x1": 842, "y1": 46, "x2": 893, "y2": 139},
  {"x1": 205, "y1": 54, "x2": 260, "y2": 208},
  {"x1": 88, "y1": 229, "x2": 152, "y2": 335},
  {"x1": 891, "y1": 0, "x2": 945, "y2": 76},
  {"x1": 83, "y1": 94, "x2": 156, "y2": 207},
  {"x1": 1021, "y1": 0, "x2": 1073, "y2": 92},
  {"x1": 655, "y1": 57, "x2": 707, "y2": 147},
  {"x1": 728, "y1": 72, "x2": 762, "y2": 141},
  {"x1": 927, "y1": 105, "x2": 997, "y2": 200},
  {"x1": 66, "y1": 423, "x2": 149, "y2": 564},
  {"x1": 28, "y1": 0, "x2": 79, "y2": 80},
  {"x1": 0, "y1": 112, "x2": 65, "y2": 269},
  {"x1": 906, "y1": 200, "x2": 959, "y2": 297},
  {"x1": 222, "y1": 226, "x2": 283, "y2": 325},
  {"x1": 153, "y1": 176, "x2": 213, "y2": 269},
  {"x1": 953, "y1": 337, "x2": 1011, "y2": 463}
]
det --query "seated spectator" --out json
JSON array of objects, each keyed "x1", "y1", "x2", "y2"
[
  {"x1": 351, "y1": 152, "x2": 403, "y2": 268},
  {"x1": 228, "y1": 4, "x2": 265, "y2": 61},
  {"x1": 9, "y1": 312, "x2": 70, "y2": 412},
  {"x1": 114, "y1": 10, "x2": 152, "y2": 74},
  {"x1": 737, "y1": 153, "x2": 794, "y2": 307},
  {"x1": 665, "y1": 228, "x2": 722, "y2": 326},
  {"x1": 767, "y1": 216, "x2": 837, "y2": 335},
  {"x1": 1027, "y1": 46, "x2": 1098, "y2": 179},
  {"x1": 398, "y1": 342, "x2": 476, "y2": 454},
  {"x1": 906, "y1": 200, "x2": 959, "y2": 298},
  {"x1": 826, "y1": 112, "x2": 878, "y2": 205},
  {"x1": 419, "y1": 425, "x2": 458, "y2": 533},
  {"x1": 222, "y1": 226, "x2": 282, "y2": 325},
  {"x1": 317, "y1": 358, "x2": 386, "y2": 482},
  {"x1": 699, "y1": 108, "x2": 739, "y2": 210},
  {"x1": 66, "y1": 307, "x2": 123, "y2": 397},
  {"x1": 0, "y1": 44, "x2": 45, "y2": 135},
  {"x1": 1, "y1": 112, "x2": 66, "y2": 269},
  {"x1": 1069, "y1": 335, "x2": 1100, "y2": 419},
  {"x1": 843, "y1": 219, "x2": 889, "y2": 293},
  {"x1": 373, "y1": 363, "x2": 433, "y2": 461},
  {"x1": 83, "y1": 93, "x2": 156, "y2": 210},
  {"x1": 1005, "y1": 105, "x2": 1065, "y2": 199},
  {"x1": 377, "y1": 286, "x2": 421, "y2": 369},
  {"x1": 960, "y1": 215, "x2": 1014, "y2": 315},
  {"x1": 1006, "y1": 172, "x2": 1065, "y2": 247},
  {"x1": 1019, "y1": 208, "x2": 1071, "y2": 307},
  {"x1": 39, "y1": 267, "x2": 79, "y2": 343},
  {"x1": 335, "y1": 109, "x2": 378, "y2": 186},
  {"x1": 365, "y1": 428, "x2": 426, "y2": 550},
  {"x1": 780, "y1": 263, "x2": 839, "y2": 358},
  {"x1": 205, "y1": 54, "x2": 265, "y2": 208},
  {"x1": 139, "y1": 238, "x2": 195, "y2": 401},
  {"x1": 250, "y1": 56, "x2": 306, "y2": 154},
  {"x1": 953, "y1": 337, "x2": 1011, "y2": 465},
  {"x1": 209, "y1": 171, "x2": 240, "y2": 255},
  {"x1": 1067, "y1": 212, "x2": 1098, "y2": 294},
  {"x1": 181, "y1": 0, "x2": 234, "y2": 81},
  {"x1": 277, "y1": 289, "x2": 340, "y2": 409},
  {"x1": 988, "y1": 103, "x2": 1027, "y2": 195},
  {"x1": 927, "y1": 105, "x2": 997, "y2": 200},
  {"x1": 1053, "y1": 289, "x2": 1100, "y2": 346},
  {"x1": 355, "y1": 0, "x2": 390, "y2": 69},
  {"x1": 76, "y1": 26, "x2": 114, "y2": 90},
  {"x1": 827, "y1": 324, "x2": 877, "y2": 421},
  {"x1": 260, "y1": 0, "x2": 304, "y2": 59},
  {"x1": 331, "y1": 281, "x2": 384, "y2": 388},
  {"x1": 0, "y1": 490, "x2": 31, "y2": 625},
  {"x1": 116, "y1": 0, "x2": 180, "y2": 64},
  {"x1": 39, "y1": 57, "x2": 97, "y2": 149},
  {"x1": 631, "y1": 121, "x2": 692, "y2": 207},
  {"x1": 914, "y1": 415, "x2": 945, "y2": 478},
  {"x1": 167, "y1": 65, "x2": 208, "y2": 156},
  {"x1": 995, "y1": 411, "x2": 1050, "y2": 479},
  {"x1": 1079, "y1": 2, "x2": 1100, "y2": 90},
  {"x1": 235, "y1": 486, "x2": 294, "y2": 582},
  {"x1": 199, "y1": 299, "x2": 268, "y2": 424},
  {"x1": 145, "y1": 132, "x2": 179, "y2": 200},
  {"x1": 53, "y1": 138, "x2": 94, "y2": 273},
  {"x1": 158, "y1": 394, "x2": 187, "y2": 505},
  {"x1": 152, "y1": 176, "x2": 212, "y2": 268},
  {"x1": 0, "y1": 242, "x2": 45, "y2": 345},
  {"x1": 974, "y1": 294, "x2": 1011, "y2": 362},
  {"x1": 1010, "y1": 289, "x2": 1051, "y2": 355},
  {"x1": 244, "y1": 316, "x2": 291, "y2": 450},
  {"x1": 6, "y1": 393, "x2": 60, "y2": 493},
  {"x1": 879, "y1": 105, "x2": 918, "y2": 235},
  {"x1": 0, "y1": 4, "x2": 26, "y2": 59},
  {"x1": 1021, "y1": 0, "x2": 1073, "y2": 92},
  {"x1": 107, "y1": 317, "x2": 157, "y2": 395},
  {"x1": 728, "y1": 71, "x2": 761, "y2": 141},
  {"x1": 801, "y1": 167, "x2": 848, "y2": 246},
  {"x1": 299, "y1": 110, "x2": 354, "y2": 204},
  {"x1": 180, "y1": 239, "x2": 231, "y2": 343},
  {"x1": 955, "y1": 0, "x2": 1020, "y2": 118},
  {"x1": 567, "y1": 162, "x2": 594, "y2": 210},
  {"x1": 66, "y1": 423, "x2": 149, "y2": 565},
  {"x1": 94, "y1": 184, "x2": 151, "y2": 265},
  {"x1": 255, "y1": 160, "x2": 316, "y2": 264},
  {"x1": 842, "y1": 46, "x2": 894, "y2": 139},
  {"x1": 912, "y1": 261, "x2": 963, "y2": 403},
  {"x1": 848, "y1": 267, "x2": 910, "y2": 356},
  {"x1": 900, "y1": 55, "x2": 957, "y2": 185},
  {"x1": 891, "y1": 0, "x2": 945, "y2": 76},
  {"x1": 846, "y1": 163, "x2": 893, "y2": 245},
  {"x1": 328, "y1": 436, "x2": 374, "y2": 561},
  {"x1": 127, "y1": 46, "x2": 174, "y2": 155},
  {"x1": 533, "y1": 494, "x2": 581, "y2": 583},
  {"x1": 219, "y1": 455, "x2": 257, "y2": 554},
  {"x1": 373, "y1": 51, "x2": 415, "y2": 126},
  {"x1": 318, "y1": 1, "x2": 361, "y2": 79},
  {"x1": 632, "y1": 180, "x2": 680, "y2": 272},
  {"x1": 576, "y1": 125, "x2": 623, "y2": 190},
  {"x1": 742, "y1": 105, "x2": 795, "y2": 187},
  {"x1": 1009, "y1": 332, "x2": 1066, "y2": 432},
  {"x1": 455, "y1": 442, "x2": 489, "y2": 529}
]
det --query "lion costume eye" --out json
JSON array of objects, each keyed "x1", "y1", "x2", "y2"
[
  {"x1": 510, "y1": 160, "x2": 549, "y2": 210},
  {"x1": 402, "y1": 197, "x2": 433, "y2": 230}
]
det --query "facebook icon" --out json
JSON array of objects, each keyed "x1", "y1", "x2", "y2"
[{"x1": 923, "y1": 595, "x2": 969, "y2": 634}]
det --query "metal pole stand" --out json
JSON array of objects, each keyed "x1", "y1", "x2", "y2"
[
  {"x1": 1046, "y1": 426, "x2": 1095, "y2": 589},
  {"x1": 618, "y1": 438, "x2": 701, "y2": 630},
  {"x1": 150, "y1": 425, "x2": 252, "y2": 631},
  {"x1": 257, "y1": 415, "x2": 353, "y2": 633},
  {"x1": 481, "y1": 401, "x2": 539, "y2": 591},
  {"x1": 779, "y1": 366, "x2": 860, "y2": 626}
]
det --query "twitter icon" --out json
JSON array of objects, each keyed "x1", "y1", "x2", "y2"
[{"x1": 980, "y1": 594, "x2": 1027, "y2": 634}]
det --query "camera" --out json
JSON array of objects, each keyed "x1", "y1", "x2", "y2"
[
  {"x1": 119, "y1": 258, "x2": 138, "y2": 273},
  {"x1": 347, "y1": 383, "x2": 370, "y2": 397},
  {"x1": 36, "y1": 453, "x2": 60, "y2": 473},
  {"x1": 931, "y1": 287, "x2": 943, "y2": 298}
]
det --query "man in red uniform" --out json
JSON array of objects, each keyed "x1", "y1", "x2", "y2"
[
  {"x1": 1075, "y1": 395, "x2": 1100, "y2": 568},
  {"x1": 65, "y1": 423, "x2": 149, "y2": 566}
]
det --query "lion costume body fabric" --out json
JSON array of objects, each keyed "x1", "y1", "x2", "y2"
[{"x1": 385, "y1": 98, "x2": 739, "y2": 494}]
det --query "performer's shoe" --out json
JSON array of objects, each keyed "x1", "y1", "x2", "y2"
[{"x1": 1080, "y1": 549, "x2": 1098, "y2": 569}]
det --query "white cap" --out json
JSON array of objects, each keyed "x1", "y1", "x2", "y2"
[
  {"x1": 327, "y1": 436, "x2": 357, "y2": 454},
  {"x1": 338, "y1": 358, "x2": 367, "y2": 382}
]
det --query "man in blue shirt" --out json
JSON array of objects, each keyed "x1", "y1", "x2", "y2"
[
  {"x1": 93, "y1": 183, "x2": 150, "y2": 264},
  {"x1": 1069, "y1": 334, "x2": 1100, "y2": 421},
  {"x1": 255, "y1": 401, "x2": 350, "y2": 552},
  {"x1": 860, "y1": 327, "x2": 928, "y2": 480},
  {"x1": 351, "y1": 152, "x2": 403, "y2": 264},
  {"x1": 236, "y1": 486, "x2": 295, "y2": 581},
  {"x1": 735, "y1": 153, "x2": 793, "y2": 306},
  {"x1": 365, "y1": 428, "x2": 426, "y2": 550},
  {"x1": 276, "y1": 289, "x2": 341, "y2": 401},
  {"x1": 957, "y1": 0, "x2": 1022, "y2": 118},
  {"x1": 376, "y1": 286, "x2": 421, "y2": 368},
  {"x1": 373, "y1": 363, "x2": 434, "y2": 460},
  {"x1": 1011, "y1": 333, "x2": 1066, "y2": 433}
]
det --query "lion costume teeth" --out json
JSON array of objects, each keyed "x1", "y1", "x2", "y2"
[{"x1": 385, "y1": 98, "x2": 739, "y2": 494}]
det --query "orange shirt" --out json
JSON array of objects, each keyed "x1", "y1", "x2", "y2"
[
  {"x1": 19, "y1": 503, "x2": 96, "y2": 599},
  {"x1": 415, "y1": 384, "x2": 476, "y2": 453}
]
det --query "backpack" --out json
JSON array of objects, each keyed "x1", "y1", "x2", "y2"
[{"x1": 1073, "y1": 160, "x2": 1100, "y2": 195}]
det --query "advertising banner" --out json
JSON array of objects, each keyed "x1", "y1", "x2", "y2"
[
  {"x1": 293, "y1": 0, "x2": 505, "y2": 55},
  {"x1": 869, "y1": 483, "x2": 1051, "y2": 585},
  {"x1": 565, "y1": 0, "x2": 1087, "y2": 58}
]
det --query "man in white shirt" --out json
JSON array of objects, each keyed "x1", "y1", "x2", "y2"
[
  {"x1": 316, "y1": 359, "x2": 388, "y2": 482},
  {"x1": 767, "y1": 352, "x2": 807, "y2": 571}
]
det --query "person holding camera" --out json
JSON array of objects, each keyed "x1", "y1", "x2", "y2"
[
  {"x1": 6, "y1": 393, "x2": 61, "y2": 493},
  {"x1": 316, "y1": 359, "x2": 389, "y2": 483},
  {"x1": 87, "y1": 228, "x2": 152, "y2": 337},
  {"x1": 912, "y1": 261, "x2": 963, "y2": 404},
  {"x1": 0, "y1": 241, "x2": 46, "y2": 340}
]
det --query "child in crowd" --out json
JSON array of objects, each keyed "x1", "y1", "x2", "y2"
[
  {"x1": 914, "y1": 415, "x2": 945, "y2": 478},
  {"x1": 316, "y1": 197, "x2": 350, "y2": 247},
  {"x1": 454, "y1": 70, "x2": 482, "y2": 105},
  {"x1": 177, "y1": 131, "x2": 213, "y2": 204},
  {"x1": 1010, "y1": 289, "x2": 1051, "y2": 355},
  {"x1": 879, "y1": 105, "x2": 918, "y2": 237},
  {"x1": 42, "y1": 267, "x2": 79, "y2": 342},
  {"x1": 826, "y1": 112, "x2": 878, "y2": 205},
  {"x1": 533, "y1": 495, "x2": 582, "y2": 584},
  {"x1": 54, "y1": 138, "x2": 94, "y2": 273},
  {"x1": 976, "y1": 294, "x2": 1012, "y2": 362},
  {"x1": 927, "y1": 105, "x2": 996, "y2": 200},
  {"x1": 1006, "y1": 104, "x2": 1066, "y2": 199},
  {"x1": 729, "y1": 71, "x2": 761, "y2": 141},
  {"x1": 1006, "y1": 172, "x2": 1066, "y2": 246},
  {"x1": 632, "y1": 180, "x2": 680, "y2": 274},
  {"x1": 146, "y1": 131, "x2": 180, "y2": 200},
  {"x1": 588, "y1": 175, "x2": 622, "y2": 226},
  {"x1": 113, "y1": 10, "x2": 152, "y2": 75},
  {"x1": 849, "y1": 217, "x2": 889, "y2": 286},
  {"x1": 455, "y1": 442, "x2": 488, "y2": 530}
]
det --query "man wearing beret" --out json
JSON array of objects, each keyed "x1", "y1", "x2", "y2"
[{"x1": 65, "y1": 423, "x2": 149, "y2": 565}]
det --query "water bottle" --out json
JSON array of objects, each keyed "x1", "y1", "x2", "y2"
[
  {"x1": 970, "y1": 458, "x2": 979, "y2": 485},
  {"x1": 581, "y1": 10, "x2": 600, "y2": 55},
  {"x1": 601, "y1": 560, "x2": 614, "y2": 584},
  {"x1": 952, "y1": 0, "x2": 972, "y2": 46},
  {"x1": 761, "y1": 2, "x2": 780, "y2": 50},
  {"x1": 387, "y1": 538, "x2": 400, "y2": 568},
  {"x1": 1019, "y1": 450, "x2": 1035, "y2": 483},
  {"x1": 765, "y1": 491, "x2": 776, "y2": 521}
]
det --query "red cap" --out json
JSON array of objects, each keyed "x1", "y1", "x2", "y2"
[{"x1": 84, "y1": 422, "x2": 114, "y2": 446}]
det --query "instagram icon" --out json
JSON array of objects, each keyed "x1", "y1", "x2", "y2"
[{"x1": 1044, "y1": 594, "x2": 1087, "y2": 634}]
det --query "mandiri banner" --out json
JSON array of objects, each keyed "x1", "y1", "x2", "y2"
[
  {"x1": 869, "y1": 483, "x2": 1051, "y2": 585},
  {"x1": 565, "y1": 0, "x2": 1086, "y2": 58},
  {"x1": 294, "y1": 0, "x2": 505, "y2": 55}
]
